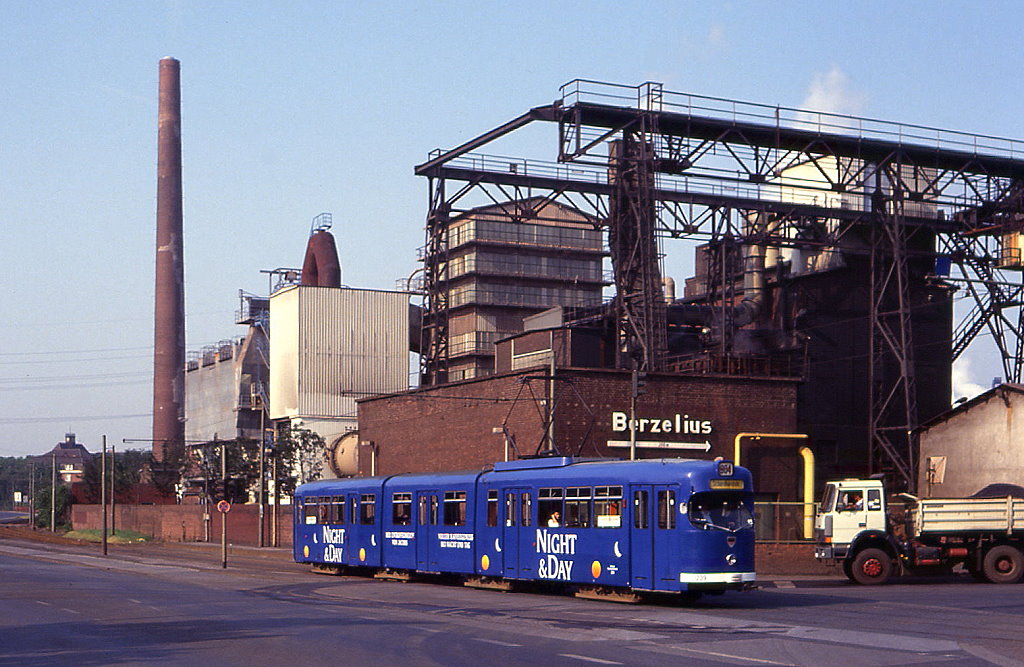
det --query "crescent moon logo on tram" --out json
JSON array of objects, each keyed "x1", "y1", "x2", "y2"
[
  {"x1": 613, "y1": 541, "x2": 622, "y2": 558},
  {"x1": 371, "y1": 534, "x2": 377, "y2": 547},
  {"x1": 495, "y1": 538, "x2": 502, "y2": 553}
]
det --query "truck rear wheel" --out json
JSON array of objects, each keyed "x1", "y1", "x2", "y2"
[
  {"x1": 850, "y1": 548, "x2": 892, "y2": 585},
  {"x1": 982, "y1": 545, "x2": 1024, "y2": 584}
]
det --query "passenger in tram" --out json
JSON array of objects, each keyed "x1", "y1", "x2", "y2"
[{"x1": 547, "y1": 511, "x2": 561, "y2": 527}]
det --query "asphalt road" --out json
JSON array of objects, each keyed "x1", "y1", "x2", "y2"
[
  {"x1": 1, "y1": 538, "x2": 1022, "y2": 666},
  {"x1": 0, "y1": 511, "x2": 29, "y2": 524}
]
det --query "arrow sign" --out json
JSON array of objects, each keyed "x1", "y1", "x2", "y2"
[{"x1": 607, "y1": 440, "x2": 712, "y2": 452}]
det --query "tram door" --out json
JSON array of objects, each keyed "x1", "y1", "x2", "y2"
[
  {"x1": 629, "y1": 484, "x2": 680, "y2": 590},
  {"x1": 346, "y1": 493, "x2": 360, "y2": 566},
  {"x1": 415, "y1": 490, "x2": 439, "y2": 571},
  {"x1": 502, "y1": 488, "x2": 527, "y2": 578}
]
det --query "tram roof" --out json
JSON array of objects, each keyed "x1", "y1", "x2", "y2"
[{"x1": 296, "y1": 457, "x2": 747, "y2": 496}]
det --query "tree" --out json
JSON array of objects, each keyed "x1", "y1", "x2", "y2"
[
  {"x1": 34, "y1": 483, "x2": 72, "y2": 530},
  {"x1": 275, "y1": 427, "x2": 325, "y2": 495}
]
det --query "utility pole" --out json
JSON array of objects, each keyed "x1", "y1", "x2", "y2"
[
  {"x1": 271, "y1": 451, "x2": 278, "y2": 548},
  {"x1": 110, "y1": 444, "x2": 116, "y2": 537},
  {"x1": 219, "y1": 435, "x2": 227, "y2": 569},
  {"x1": 258, "y1": 414, "x2": 266, "y2": 548},
  {"x1": 50, "y1": 452, "x2": 56, "y2": 531},
  {"x1": 101, "y1": 435, "x2": 108, "y2": 556},
  {"x1": 29, "y1": 462, "x2": 35, "y2": 530}
]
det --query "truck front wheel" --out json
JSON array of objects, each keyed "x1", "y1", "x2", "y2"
[
  {"x1": 850, "y1": 548, "x2": 892, "y2": 585},
  {"x1": 982, "y1": 545, "x2": 1024, "y2": 584}
]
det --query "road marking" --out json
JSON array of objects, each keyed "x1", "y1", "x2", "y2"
[
  {"x1": 35, "y1": 601, "x2": 50, "y2": 606},
  {"x1": 472, "y1": 638, "x2": 521, "y2": 647},
  {"x1": 673, "y1": 646, "x2": 796, "y2": 665},
  {"x1": 60, "y1": 608, "x2": 80, "y2": 615},
  {"x1": 558, "y1": 654, "x2": 622, "y2": 665},
  {"x1": 774, "y1": 581, "x2": 796, "y2": 588},
  {"x1": 128, "y1": 599, "x2": 142, "y2": 604}
]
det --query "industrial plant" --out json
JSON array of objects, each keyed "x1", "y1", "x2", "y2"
[{"x1": 129, "y1": 67, "x2": 1024, "y2": 545}]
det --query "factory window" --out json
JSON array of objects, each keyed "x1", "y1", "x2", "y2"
[
  {"x1": 539, "y1": 488, "x2": 563, "y2": 527},
  {"x1": 303, "y1": 497, "x2": 318, "y2": 525},
  {"x1": 360, "y1": 494, "x2": 376, "y2": 525},
  {"x1": 330, "y1": 496, "x2": 346, "y2": 525},
  {"x1": 392, "y1": 492, "x2": 412, "y2": 526},
  {"x1": 564, "y1": 487, "x2": 592, "y2": 528},
  {"x1": 521, "y1": 492, "x2": 532, "y2": 527},
  {"x1": 657, "y1": 490, "x2": 676, "y2": 530},
  {"x1": 487, "y1": 490, "x2": 498, "y2": 527},
  {"x1": 444, "y1": 491, "x2": 467, "y2": 526},
  {"x1": 594, "y1": 486, "x2": 623, "y2": 528},
  {"x1": 633, "y1": 491, "x2": 649, "y2": 529}
]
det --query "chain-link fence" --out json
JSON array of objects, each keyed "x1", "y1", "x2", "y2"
[{"x1": 754, "y1": 501, "x2": 815, "y2": 542}]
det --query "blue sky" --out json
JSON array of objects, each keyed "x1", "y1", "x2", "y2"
[{"x1": 2, "y1": 2, "x2": 1021, "y2": 456}]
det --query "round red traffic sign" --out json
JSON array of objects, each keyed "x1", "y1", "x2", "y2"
[{"x1": 217, "y1": 500, "x2": 231, "y2": 513}]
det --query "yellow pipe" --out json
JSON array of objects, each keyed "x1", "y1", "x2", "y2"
[
  {"x1": 733, "y1": 432, "x2": 812, "y2": 538},
  {"x1": 732, "y1": 432, "x2": 808, "y2": 467},
  {"x1": 799, "y1": 446, "x2": 815, "y2": 539}
]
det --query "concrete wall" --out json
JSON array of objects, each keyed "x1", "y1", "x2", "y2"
[
  {"x1": 919, "y1": 388, "x2": 1024, "y2": 497},
  {"x1": 72, "y1": 503, "x2": 292, "y2": 547}
]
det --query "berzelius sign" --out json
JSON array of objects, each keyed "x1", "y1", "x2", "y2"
[{"x1": 608, "y1": 411, "x2": 714, "y2": 452}]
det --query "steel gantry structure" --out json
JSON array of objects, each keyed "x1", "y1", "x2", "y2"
[{"x1": 415, "y1": 79, "x2": 1024, "y2": 491}]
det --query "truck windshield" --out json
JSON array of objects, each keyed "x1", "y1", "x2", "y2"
[
  {"x1": 688, "y1": 492, "x2": 754, "y2": 532},
  {"x1": 819, "y1": 485, "x2": 837, "y2": 513}
]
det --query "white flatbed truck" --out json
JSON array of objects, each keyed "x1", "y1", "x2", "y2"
[{"x1": 814, "y1": 478, "x2": 1024, "y2": 584}]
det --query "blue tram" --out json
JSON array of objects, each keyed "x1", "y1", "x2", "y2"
[{"x1": 293, "y1": 457, "x2": 755, "y2": 596}]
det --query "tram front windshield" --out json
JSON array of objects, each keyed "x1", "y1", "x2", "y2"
[{"x1": 689, "y1": 492, "x2": 754, "y2": 532}]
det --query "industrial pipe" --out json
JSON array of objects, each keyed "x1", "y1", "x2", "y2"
[
  {"x1": 732, "y1": 432, "x2": 808, "y2": 467},
  {"x1": 799, "y1": 446, "x2": 815, "y2": 539}
]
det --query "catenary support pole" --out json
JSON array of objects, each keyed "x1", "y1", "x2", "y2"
[
  {"x1": 101, "y1": 436, "x2": 108, "y2": 556},
  {"x1": 50, "y1": 453, "x2": 56, "y2": 531},
  {"x1": 110, "y1": 444, "x2": 116, "y2": 537}
]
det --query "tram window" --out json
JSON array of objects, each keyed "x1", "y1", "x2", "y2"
[
  {"x1": 392, "y1": 492, "x2": 412, "y2": 526},
  {"x1": 595, "y1": 486, "x2": 623, "y2": 528},
  {"x1": 564, "y1": 487, "x2": 592, "y2": 528},
  {"x1": 430, "y1": 495, "x2": 439, "y2": 525},
  {"x1": 317, "y1": 497, "x2": 329, "y2": 524},
  {"x1": 360, "y1": 494, "x2": 376, "y2": 525},
  {"x1": 521, "y1": 492, "x2": 532, "y2": 527},
  {"x1": 689, "y1": 492, "x2": 754, "y2": 531},
  {"x1": 657, "y1": 490, "x2": 676, "y2": 529},
  {"x1": 539, "y1": 488, "x2": 563, "y2": 527},
  {"x1": 444, "y1": 491, "x2": 467, "y2": 526},
  {"x1": 419, "y1": 495, "x2": 428, "y2": 525},
  {"x1": 330, "y1": 496, "x2": 346, "y2": 524},
  {"x1": 350, "y1": 497, "x2": 358, "y2": 525},
  {"x1": 633, "y1": 491, "x2": 649, "y2": 529},
  {"x1": 303, "y1": 497, "x2": 318, "y2": 525},
  {"x1": 505, "y1": 493, "x2": 516, "y2": 527},
  {"x1": 487, "y1": 490, "x2": 498, "y2": 527}
]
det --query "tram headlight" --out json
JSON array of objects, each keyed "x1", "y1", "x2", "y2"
[{"x1": 725, "y1": 553, "x2": 737, "y2": 566}]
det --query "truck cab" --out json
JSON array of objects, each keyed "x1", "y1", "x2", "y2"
[{"x1": 814, "y1": 479, "x2": 889, "y2": 571}]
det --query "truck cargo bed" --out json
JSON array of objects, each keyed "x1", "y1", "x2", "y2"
[{"x1": 913, "y1": 497, "x2": 1024, "y2": 534}]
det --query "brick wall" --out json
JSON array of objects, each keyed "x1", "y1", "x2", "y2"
[
  {"x1": 71, "y1": 503, "x2": 293, "y2": 547},
  {"x1": 359, "y1": 367, "x2": 804, "y2": 500}
]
